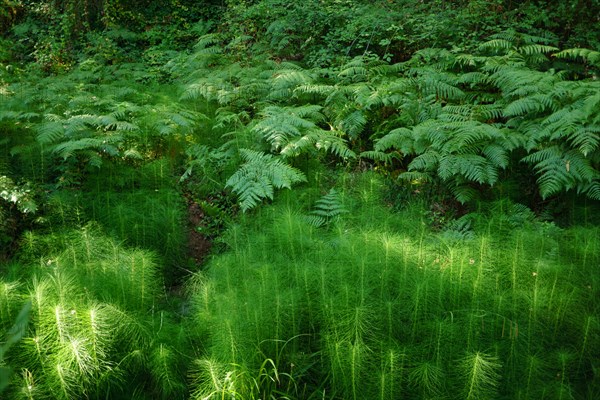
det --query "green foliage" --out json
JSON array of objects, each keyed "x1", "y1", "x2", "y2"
[
  {"x1": 226, "y1": 149, "x2": 307, "y2": 212},
  {"x1": 0, "y1": 301, "x2": 31, "y2": 393},
  {"x1": 2, "y1": 3, "x2": 600, "y2": 399},
  {"x1": 219, "y1": 0, "x2": 600, "y2": 67},
  {"x1": 0, "y1": 176, "x2": 37, "y2": 215},
  {"x1": 305, "y1": 188, "x2": 348, "y2": 228},
  {"x1": 85, "y1": 186, "x2": 187, "y2": 275},
  {"x1": 459, "y1": 351, "x2": 502, "y2": 400},
  {"x1": 253, "y1": 104, "x2": 356, "y2": 159},
  {"x1": 360, "y1": 33, "x2": 600, "y2": 204},
  {"x1": 0, "y1": 176, "x2": 38, "y2": 258},
  {"x1": 0, "y1": 225, "x2": 194, "y2": 399},
  {"x1": 187, "y1": 177, "x2": 600, "y2": 398}
]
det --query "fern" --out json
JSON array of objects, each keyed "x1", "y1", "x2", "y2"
[
  {"x1": 305, "y1": 188, "x2": 348, "y2": 227},
  {"x1": 338, "y1": 58, "x2": 370, "y2": 83},
  {"x1": 510, "y1": 76, "x2": 600, "y2": 199},
  {"x1": 268, "y1": 68, "x2": 315, "y2": 101},
  {"x1": 226, "y1": 149, "x2": 307, "y2": 212},
  {"x1": 503, "y1": 93, "x2": 555, "y2": 117},
  {"x1": 371, "y1": 118, "x2": 513, "y2": 202},
  {"x1": 281, "y1": 129, "x2": 356, "y2": 159},
  {"x1": 479, "y1": 30, "x2": 558, "y2": 63},
  {"x1": 555, "y1": 48, "x2": 600, "y2": 67},
  {"x1": 252, "y1": 105, "x2": 355, "y2": 159},
  {"x1": 522, "y1": 147, "x2": 599, "y2": 199},
  {"x1": 37, "y1": 121, "x2": 65, "y2": 145}
]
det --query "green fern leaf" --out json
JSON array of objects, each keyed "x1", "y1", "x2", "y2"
[
  {"x1": 520, "y1": 44, "x2": 559, "y2": 55},
  {"x1": 339, "y1": 110, "x2": 367, "y2": 138},
  {"x1": 338, "y1": 65, "x2": 368, "y2": 81},
  {"x1": 306, "y1": 188, "x2": 348, "y2": 227},
  {"x1": 409, "y1": 151, "x2": 440, "y2": 172},
  {"x1": 294, "y1": 84, "x2": 336, "y2": 97},
  {"x1": 504, "y1": 95, "x2": 552, "y2": 117},
  {"x1": 37, "y1": 121, "x2": 65, "y2": 144},
  {"x1": 554, "y1": 48, "x2": 600, "y2": 66},
  {"x1": 359, "y1": 150, "x2": 397, "y2": 163},
  {"x1": 374, "y1": 128, "x2": 413, "y2": 153},
  {"x1": 479, "y1": 39, "x2": 513, "y2": 52},
  {"x1": 579, "y1": 181, "x2": 600, "y2": 200},
  {"x1": 522, "y1": 146, "x2": 577, "y2": 198},
  {"x1": 313, "y1": 131, "x2": 356, "y2": 159},
  {"x1": 450, "y1": 183, "x2": 479, "y2": 204},
  {"x1": 226, "y1": 149, "x2": 306, "y2": 212},
  {"x1": 193, "y1": 33, "x2": 223, "y2": 54}
]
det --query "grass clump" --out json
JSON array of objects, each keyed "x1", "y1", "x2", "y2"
[
  {"x1": 0, "y1": 225, "x2": 193, "y2": 399},
  {"x1": 186, "y1": 172, "x2": 600, "y2": 399}
]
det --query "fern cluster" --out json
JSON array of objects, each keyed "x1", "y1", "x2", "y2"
[
  {"x1": 359, "y1": 31, "x2": 600, "y2": 203},
  {"x1": 2, "y1": 62, "x2": 203, "y2": 189},
  {"x1": 177, "y1": 31, "x2": 600, "y2": 209}
]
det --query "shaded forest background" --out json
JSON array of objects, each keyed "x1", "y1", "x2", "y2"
[{"x1": 2, "y1": 1, "x2": 600, "y2": 69}]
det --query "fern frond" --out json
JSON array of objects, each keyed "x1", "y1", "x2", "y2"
[
  {"x1": 422, "y1": 75, "x2": 464, "y2": 100},
  {"x1": 272, "y1": 69, "x2": 313, "y2": 88},
  {"x1": 554, "y1": 48, "x2": 600, "y2": 66},
  {"x1": 521, "y1": 146, "x2": 598, "y2": 198},
  {"x1": 226, "y1": 149, "x2": 306, "y2": 212},
  {"x1": 503, "y1": 98, "x2": 538, "y2": 117},
  {"x1": 294, "y1": 84, "x2": 336, "y2": 97},
  {"x1": 479, "y1": 39, "x2": 513, "y2": 52},
  {"x1": 313, "y1": 131, "x2": 356, "y2": 159},
  {"x1": 52, "y1": 136, "x2": 122, "y2": 162},
  {"x1": 475, "y1": 104, "x2": 504, "y2": 121},
  {"x1": 304, "y1": 215, "x2": 326, "y2": 228},
  {"x1": 450, "y1": 183, "x2": 479, "y2": 204},
  {"x1": 359, "y1": 150, "x2": 397, "y2": 163},
  {"x1": 457, "y1": 72, "x2": 490, "y2": 87},
  {"x1": 338, "y1": 66, "x2": 368, "y2": 81},
  {"x1": 194, "y1": 33, "x2": 224, "y2": 54},
  {"x1": 445, "y1": 122, "x2": 505, "y2": 150},
  {"x1": 279, "y1": 130, "x2": 355, "y2": 159},
  {"x1": 374, "y1": 128, "x2": 413, "y2": 153},
  {"x1": 336, "y1": 110, "x2": 367, "y2": 138},
  {"x1": 482, "y1": 143, "x2": 510, "y2": 169},
  {"x1": 489, "y1": 68, "x2": 557, "y2": 97},
  {"x1": 409, "y1": 151, "x2": 440, "y2": 172},
  {"x1": 253, "y1": 106, "x2": 320, "y2": 151},
  {"x1": 37, "y1": 121, "x2": 65, "y2": 144},
  {"x1": 181, "y1": 81, "x2": 232, "y2": 103},
  {"x1": 306, "y1": 188, "x2": 348, "y2": 227},
  {"x1": 520, "y1": 44, "x2": 559, "y2": 55},
  {"x1": 579, "y1": 181, "x2": 600, "y2": 200}
]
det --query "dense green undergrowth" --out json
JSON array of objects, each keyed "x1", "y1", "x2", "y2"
[
  {"x1": 1, "y1": 0, "x2": 600, "y2": 398},
  {"x1": 1, "y1": 173, "x2": 599, "y2": 398},
  {"x1": 185, "y1": 174, "x2": 600, "y2": 399}
]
